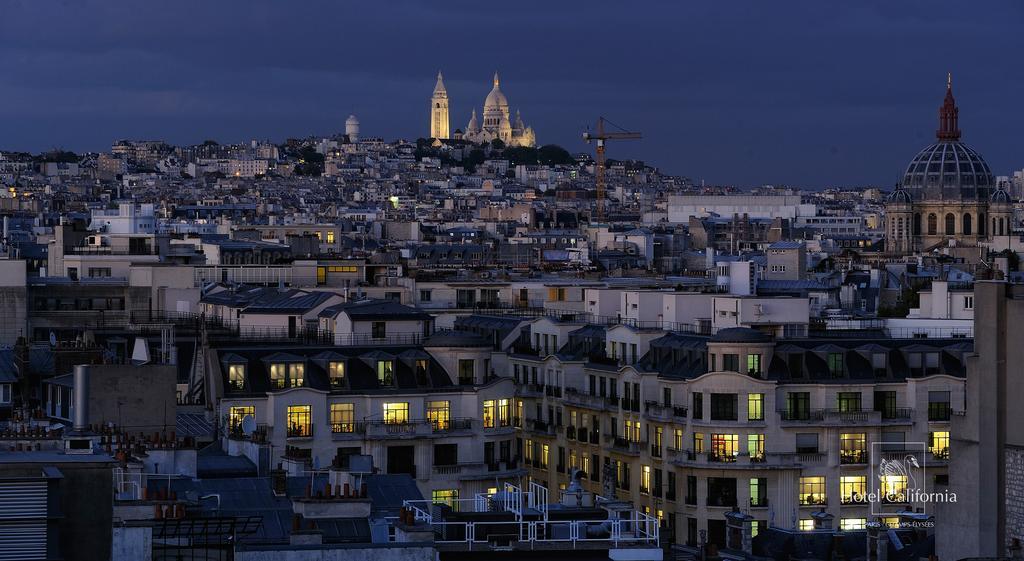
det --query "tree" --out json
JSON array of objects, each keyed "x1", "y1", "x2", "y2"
[
  {"x1": 490, "y1": 139, "x2": 506, "y2": 150},
  {"x1": 537, "y1": 144, "x2": 574, "y2": 166}
]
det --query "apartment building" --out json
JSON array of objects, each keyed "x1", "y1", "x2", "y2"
[
  {"x1": 500, "y1": 318, "x2": 965, "y2": 550},
  {"x1": 211, "y1": 329, "x2": 523, "y2": 503}
]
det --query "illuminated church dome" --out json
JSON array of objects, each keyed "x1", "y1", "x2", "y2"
[{"x1": 900, "y1": 76, "x2": 994, "y2": 202}]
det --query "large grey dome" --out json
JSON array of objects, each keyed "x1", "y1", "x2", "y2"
[{"x1": 901, "y1": 141, "x2": 994, "y2": 201}]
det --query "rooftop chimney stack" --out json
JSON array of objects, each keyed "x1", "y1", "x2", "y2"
[{"x1": 73, "y1": 364, "x2": 90, "y2": 432}]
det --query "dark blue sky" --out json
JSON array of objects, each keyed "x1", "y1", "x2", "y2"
[{"x1": 2, "y1": 0, "x2": 1023, "y2": 187}]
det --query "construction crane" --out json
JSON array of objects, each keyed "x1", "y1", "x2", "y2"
[{"x1": 583, "y1": 117, "x2": 641, "y2": 222}]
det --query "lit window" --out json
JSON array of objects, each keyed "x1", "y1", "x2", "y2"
[
  {"x1": 840, "y1": 518, "x2": 866, "y2": 531},
  {"x1": 331, "y1": 403, "x2": 354, "y2": 433},
  {"x1": 711, "y1": 434, "x2": 739, "y2": 461},
  {"x1": 930, "y1": 431, "x2": 950, "y2": 459},
  {"x1": 328, "y1": 362, "x2": 345, "y2": 386},
  {"x1": 673, "y1": 429, "x2": 683, "y2": 450},
  {"x1": 840, "y1": 433, "x2": 867, "y2": 464},
  {"x1": 228, "y1": 364, "x2": 246, "y2": 389},
  {"x1": 799, "y1": 519, "x2": 814, "y2": 531},
  {"x1": 432, "y1": 489, "x2": 459, "y2": 511},
  {"x1": 498, "y1": 398, "x2": 510, "y2": 427},
  {"x1": 881, "y1": 475, "x2": 907, "y2": 503},
  {"x1": 377, "y1": 360, "x2": 394, "y2": 386},
  {"x1": 747, "y1": 434, "x2": 764, "y2": 460},
  {"x1": 427, "y1": 400, "x2": 450, "y2": 430},
  {"x1": 747, "y1": 393, "x2": 764, "y2": 421},
  {"x1": 746, "y1": 354, "x2": 762, "y2": 375},
  {"x1": 693, "y1": 432, "x2": 704, "y2": 454},
  {"x1": 840, "y1": 476, "x2": 866, "y2": 504},
  {"x1": 640, "y1": 465, "x2": 651, "y2": 495},
  {"x1": 288, "y1": 363, "x2": 304, "y2": 387},
  {"x1": 270, "y1": 363, "x2": 286, "y2": 389},
  {"x1": 541, "y1": 444, "x2": 550, "y2": 469},
  {"x1": 799, "y1": 476, "x2": 826, "y2": 506},
  {"x1": 229, "y1": 405, "x2": 254, "y2": 432},
  {"x1": 286, "y1": 405, "x2": 312, "y2": 437},
  {"x1": 383, "y1": 402, "x2": 409, "y2": 424},
  {"x1": 483, "y1": 400, "x2": 495, "y2": 428}
]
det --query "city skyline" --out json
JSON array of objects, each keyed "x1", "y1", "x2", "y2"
[{"x1": 2, "y1": 1, "x2": 1023, "y2": 187}]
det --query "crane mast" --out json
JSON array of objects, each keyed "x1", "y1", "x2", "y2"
[{"x1": 583, "y1": 117, "x2": 641, "y2": 222}]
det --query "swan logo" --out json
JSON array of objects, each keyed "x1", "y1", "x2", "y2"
[{"x1": 869, "y1": 442, "x2": 956, "y2": 517}]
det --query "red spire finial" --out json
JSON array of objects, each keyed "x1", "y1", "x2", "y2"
[{"x1": 936, "y1": 73, "x2": 961, "y2": 141}]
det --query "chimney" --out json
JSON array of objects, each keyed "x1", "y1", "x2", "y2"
[
  {"x1": 64, "y1": 365, "x2": 97, "y2": 454},
  {"x1": 73, "y1": 364, "x2": 90, "y2": 432}
]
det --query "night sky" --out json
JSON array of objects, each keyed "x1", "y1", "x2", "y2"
[{"x1": 2, "y1": 0, "x2": 1022, "y2": 187}]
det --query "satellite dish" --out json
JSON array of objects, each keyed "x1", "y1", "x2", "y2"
[
  {"x1": 240, "y1": 415, "x2": 256, "y2": 435},
  {"x1": 49, "y1": 332, "x2": 57, "y2": 347}
]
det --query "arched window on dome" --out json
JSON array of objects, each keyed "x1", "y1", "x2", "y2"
[
  {"x1": 945, "y1": 213, "x2": 956, "y2": 236},
  {"x1": 962, "y1": 213, "x2": 972, "y2": 236},
  {"x1": 913, "y1": 213, "x2": 922, "y2": 235},
  {"x1": 928, "y1": 214, "x2": 938, "y2": 236}
]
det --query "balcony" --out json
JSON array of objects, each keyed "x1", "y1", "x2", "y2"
[
  {"x1": 620, "y1": 397, "x2": 641, "y2": 413},
  {"x1": 287, "y1": 424, "x2": 313, "y2": 439},
  {"x1": 517, "y1": 384, "x2": 544, "y2": 398},
  {"x1": 608, "y1": 436, "x2": 644, "y2": 456},
  {"x1": 672, "y1": 406, "x2": 688, "y2": 420},
  {"x1": 750, "y1": 497, "x2": 769, "y2": 508},
  {"x1": 840, "y1": 450, "x2": 868, "y2": 465},
  {"x1": 566, "y1": 426, "x2": 576, "y2": 439},
  {"x1": 706, "y1": 495, "x2": 738, "y2": 508},
  {"x1": 545, "y1": 386, "x2": 563, "y2": 398},
  {"x1": 879, "y1": 408, "x2": 915, "y2": 422},
  {"x1": 576, "y1": 427, "x2": 589, "y2": 443},
  {"x1": 799, "y1": 495, "x2": 828, "y2": 507},
  {"x1": 779, "y1": 409, "x2": 826, "y2": 422},
  {"x1": 651, "y1": 444, "x2": 662, "y2": 458},
  {"x1": 525, "y1": 418, "x2": 556, "y2": 437},
  {"x1": 643, "y1": 401, "x2": 673, "y2": 421},
  {"x1": 563, "y1": 388, "x2": 611, "y2": 411}
]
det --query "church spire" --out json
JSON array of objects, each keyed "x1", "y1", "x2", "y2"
[
  {"x1": 936, "y1": 72, "x2": 961, "y2": 141},
  {"x1": 434, "y1": 71, "x2": 447, "y2": 94},
  {"x1": 493, "y1": 72, "x2": 500, "y2": 89}
]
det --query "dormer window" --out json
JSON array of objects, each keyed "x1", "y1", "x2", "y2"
[
  {"x1": 328, "y1": 362, "x2": 346, "y2": 387},
  {"x1": 270, "y1": 363, "x2": 287, "y2": 389},
  {"x1": 377, "y1": 360, "x2": 394, "y2": 386},
  {"x1": 827, "y1": 353, "x2": 844, "y2": 377},
  {"x1": 415, "y1": 359, "x2": 429, "y2": 385},
  {"x1": 228, "y1": 364, "x2": 246, "y2": 390},
  {"x1": 270, "y1": 362, "x2": 305, "y2": 389}
]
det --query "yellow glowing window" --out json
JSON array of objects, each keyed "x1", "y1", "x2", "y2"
[
  {"x1": 541, "y1": 444, "x2": 549, "y2": 469},
  {"x1": 840, "y1": 476, "x2": 866, "y2": 504},
  {"x1": 694, "y1": 432, "x2": 704, "y2": 454},
  {"x1": 711, "y1": 434, "x2": 738, "y2": 460},
  {"x1": 269, "y1": 363, "x2": 286, "y2": 389},
  {"x1": 426, "y1": 400, "x2": 450, "y2": 430},
  {"x1": 799, "y1": 476, "x2": 826, "y2": 505},
  {"x1": 288, "y1": 363, "x2": 304, "y2": 387},
  {"x1": 747, "y1": 393, "x2": 764, "y2": 420},
  {"x1": 840, "y1": 518, "x2": 866, "y2": 531},
  {"x1": 327, "y1": 265, "x2": 358, "y2": 273},
  {"x1": 524, "y1": 439, "x2": 534, "y2": 461},
  {"x1": 840, "y1": 433, "x2": 867, "y2": 463},
  {"x1": 483, "y1": 400, "x2": 495, "y2": 428},
  {"x1": 328, "y1": 362, "x2": 345, "y2": 386},
  {"x1": 930, "y1": 431, "x2": 949, "y2": 459},
  {"x1": 640, "y1": 465, "x2": 651, "y2": 494},
  {"x1": 799, "y1": 519, "x2": 814, "y2": 531},
  {"x1": 377, "y1": 360, "x2": 394, "y2": 386},
  {"x1": 383, "y1": 402, "x2": 409, "y2": 424},
  {"x1": 432, "y1": 489, "x2": 459, "y2": 510},
  {"x1": 673, "y1": 429, "x2": 683, "y2": 450},
  {"x1": 228, "y1": 364, "x2": 246, "y2": 389},
  {"x1": 286, "y1": 405, "x2": 312, "y2": 437},
  {"x1": 880, "y1": 475, "x2": 907, "y2": 502},
  {"x1": 497, "y1": 398, "x2": 510, "y2": 427},
  {"x1": 330, "y1": 403, "x2": 354, "y2": 433},
  {"x1": 327, "y1": 231, "x2": 335, "y2": 244},
  {"x1": 229, "y1": 405, "x2": 254, "y2": 431}
]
